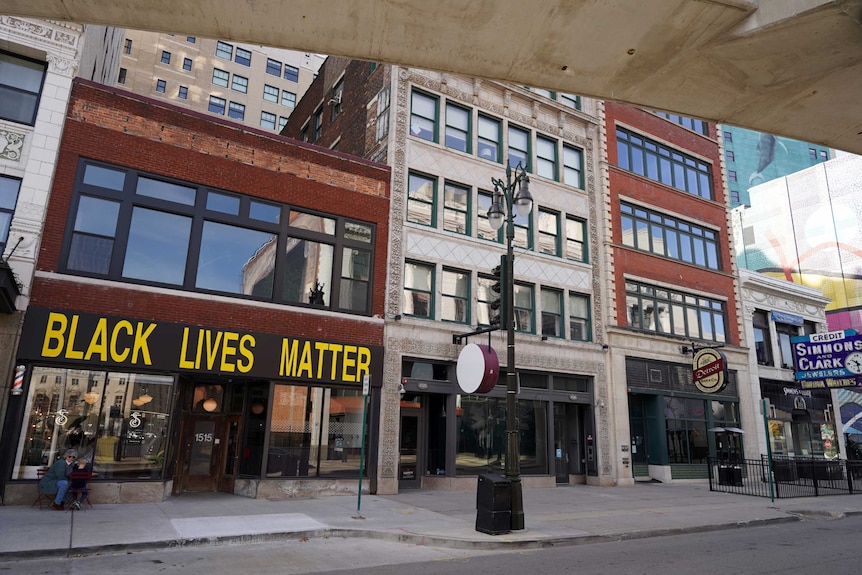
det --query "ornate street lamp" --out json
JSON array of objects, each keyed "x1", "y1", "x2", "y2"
[{"x1": 487, "y1": 160, "x2": 533, "y2": 531}]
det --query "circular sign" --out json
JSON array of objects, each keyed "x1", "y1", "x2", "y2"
[
  {"x1": 456, "y1": 343, "x2": 499, "y2": 394},
  {"x1": 692, "y1": 348, "x2": 728, "y2": 394}
]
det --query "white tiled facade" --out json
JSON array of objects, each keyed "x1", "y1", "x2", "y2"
[{"x1": 0, "y1": 16, "x2": 118, "y2": 439}]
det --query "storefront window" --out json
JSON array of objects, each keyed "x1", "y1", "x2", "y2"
[
  {"x1": 455, "y1": 395, "x2": 547, "y2": 475},
  {"x1": 267, "y1": 385, "x2": 368, "y2": 478},
  {"x1": 664, "y1": 397, "x2": 708, "y2": 464},
  {"x1": 13, "y1": 367, "x2": 173, "y2": 480}
]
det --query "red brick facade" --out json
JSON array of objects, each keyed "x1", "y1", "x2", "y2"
[
  {"x1": 604, "y1": 102, "x2": 739, "y2": 345},
  {"x1": 35, "y1": 79, "x2": 391, "y2": 346}
]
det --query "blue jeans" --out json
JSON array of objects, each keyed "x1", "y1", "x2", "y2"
[{"x1": 53, "y1": 479, "x2": 69, "y2": 505}]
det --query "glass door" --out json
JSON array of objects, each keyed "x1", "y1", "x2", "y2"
[{"x1": 399, "y1": 394, "x2": 423, "y2": 489}]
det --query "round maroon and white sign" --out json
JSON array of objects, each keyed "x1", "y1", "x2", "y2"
[{"x1": 456, "y1": 343, "x2": 499, "y2": 394}]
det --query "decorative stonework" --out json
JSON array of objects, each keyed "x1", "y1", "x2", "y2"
[
  {"x1": 0, "y1": 16, "x2": 79, "y2": 48},
  {"x1": 47, "y1": 54, "x2": 78, "y2": 77},
  {"x1": 0, "y1": 129, "x2": 25, "y2": 162}
]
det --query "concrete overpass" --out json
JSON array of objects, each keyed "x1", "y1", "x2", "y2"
[{"x1": 7, "y1": 0, "x2": 862, "y2": 154}]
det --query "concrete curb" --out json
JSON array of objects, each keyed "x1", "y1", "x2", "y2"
[{"x1": 0, "y1": 515, "x2": 804, "y2": 561}]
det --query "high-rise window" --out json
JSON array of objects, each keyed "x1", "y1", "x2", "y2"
[
  {"x1": 234, "y1": 47, "x2": 251, "y2": 66},
  {"x1": 228, "y1": 101, "x2": 245, "y2": 120},
  {"x1": 541, "y1": 288, "x2": 563, "y2": 338},
  {"x1": 117, "y1": 67, "x2": 127, "y2": 84},
  {"x1": 563, "y1": 145, "x2": 583, "y2": 188},
  {"x1": 160, "y1": 51, "x2": 171, "y2": 64},
  {"x1": 626, "y1": 280, "x2": 726, "y2": 342},
  {"x1": 538, "y1": 209, "x2": 560, "y2": 256},
  {"x1": 0, "y1": 175, "x2": 22, "y2": 254},
  {"x1": 441, "y1": 268, "x2": 469, "y2": 324},
  {"x1": 407, "y1": 172, "x2": 436, "y2": 227},
  {"x1": 752, "y1": 311, "x2": 772, "y2": 366},
  {"x1": 536, "y1": 136, "x2": 557, "y2": 180},
  {"x1": 565, "y1": 216, "x2": 587, "y2": 262},
  {"x1": 266, "y1": 58, "x2": 282, "y2": 76},
  {"x1": 477, "y1": 115, "x2": 501, "y2": 163},
  {"x1": 569, "y1": 293, "x2": 591, "y2": 341},
  {"x1": 445, "y1": 103, "x2": 470, "y2": 153},
  {"x1": 183, "y1": 58, "x2": 192, "y2": 72},
  {"x1": 508, "y1": 125, "x2": 530, "y2": 171},
  {"x1": 124, "y1": 39, "x2": 132, "y2": 54},
  {"x1": 410, "y1": 91, "x2": 437, "y2": 142},
  {"x1": 281, "y1": 90, "x2": 296, "y2": 108},
  {"x1": 513, "y1": 283, "x2": 535, "y2": 333},
  {"x1": 260, "y1": 111, "x2": 276, "y2": 130},
  {"x1": 215, "y1": 41, "x2": 233, "y2": 60},
  {"x1": 231, "y1": 74, "x2": 248, "y2": 94},
  {"x1": 312, "y1": 107, "x2": 323, "y2": 142},
  {"x1": 403, "y1": 261, "x2": 433, "y2": 318},
  {"x1": 620, "y1": 202, "x2": 720, "y2": 270},
  {"x1": 155, "y1": 79, "x2": 166, "y2": 93},
  {"x1": 263, "y1": 85, "x2": 278, "y2": 103},
  {"x1": 208, "y1": 96, "x2": 226, "y2": 115},
  {"x1": 283, "y1": 65, "x2": 299, "y2": 82},
  {"x1": 212, "y1": 68, "x2": 229, "y2": 87},
  {"x1": 178, "y1": 86, "x2": 188, "y2": 100},
  {"x1": 616, "y1": 127, "x2": 713, "y2": 200},
  {"x1": 442, "y1": 181, "x2": 469, "y2": 235},
  {"x1": 0, "y1": 51, "x2": 47, "y2": 126}
]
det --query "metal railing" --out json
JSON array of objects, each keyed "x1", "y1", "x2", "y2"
[{"x1": 707, "y1": 456, "x2": 862, "y2": 498}]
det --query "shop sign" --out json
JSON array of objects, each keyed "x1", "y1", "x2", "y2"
[
  {"x1": 456, "y1": 343, "x2": 498, "y2": 394},
  {"x1": 692, "y1": 348, "x2": 728, "y2": 394},
  {"x1": 792, "y1": 329, "x2": 862, "y2": 387},
  {"x1": 771, "y1": 310, "x2": 804, "y2": 326},
  {"x1": 17, "y1": 307, "x2": 383, "y2": 386}
]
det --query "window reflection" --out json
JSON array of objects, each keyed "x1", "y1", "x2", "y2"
[
  {"x1": 282, "y1": 238, "x2": 334, "y2": 305},
  {"x1": 13, "y1": 368, "x2": 173, "y2": 480},
  {"x1": 267, "y1": 385, "x2": 368, "y2": 478},
  {"x1": 196, "y1": 221, "x2": 276, "y2": 295},
  {"x1": 122, "y1": 207, "x2": 191, "y2": 284}
]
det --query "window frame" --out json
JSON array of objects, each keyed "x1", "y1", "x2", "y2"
[
  {"x1": 410, "y1": 90, "x2": 438, "y2": 143},
  {"x1": 616, "y1": 127, "x2": 713, "y2": 200},
  {"x1": 620, "y1": 202, "x2": 720, "y2": 270},
  {"x1": 477, "y1": 114, "x2": 502, "y2": 163},
  {"x1": 442, "y1": 181, "x2": 470, "y2": 235},
  {"x1": 215, "y1": 41, "x2": 233, "y2": 60},
  {"x1": 160, "y1": 51, "x2": 171, "y2": 64},
  {"x1": 625, "y1": 280, "x2": 726, "y2": 343},
  {"x1": 0, "y1": 49, "x2": 47, "y2": 126},
  {"x1": 155, "y1": 79, "x2": 166, "y2": 93},
  {"x1": 283, "y1": 65, "x2": 299, "y2": 82},
  {"x1": 565, "y1": 216, "x2": 587, "y2": 263},
  {"x1": 563, "y1": 144, "x2": 584, "y2": 188},
  {"x1": 538, "y1": 208, "x2": 561, "y2": 257},
  {"x1": 231, "y1": 74, "x2": 249, "y2": 94},
  {"x1": 281, "y1": 90, "x2": 297, "y2": 108},
  {"x1": 536, "y1": 135, "x2": 558, "y2": 181},
  {"x1": 212, "y1": 68, "x2": 229, "y2": 88},
  {"x1": 182, "y1": 57, "x2": 193, "y2": 72},
  {"x1": 263, "y1": 84, "x2": 278, "y2": 103},
  {"x1": 406, "y1": 172, "x2": 437, "y2": 227},
  {"x1": 513, "y1": 282, "x2": 535, "y2": 334},
  {"x1": 0, "y1": 175, "x2": 22, "y2": 255},
  {"x1": 444, "y1": 102, "x2": 471, "y2": 153},
  {"x1": 507, "y1": 124, "x2": 531, "y2": 172},
  {"x1": 403, "y1": 261, "x2": 434, "y2": 319},
  {"x1": 541, "y1": 287, "x2": 563, "y2": 339},
  {"x1": 568, "y1": 292, "x2": 592, "y2": 341},
  {"x1": 234, "y1": 47, "x2": 252, "y2": 67},
  {"x1": 441, "y1": 267, "x2": 470, "y2": 324},
  {"x1": 178, "y1": 86, "x2": 188, "y2": 100},
  {"x1": 228, "y1": 101, "x2": 246, "y2": 120},
  {"x1": 60, "y1": 159, "x2": 376, "y2": 314},
  {"x1": 260, "y1": 111, "x2": 277, "y2": 130},
  {"x1": 208, "y1": 95, "x2": 226, "y2": 115},
  {"x1": 266, "y1": 58, "x2": 282, "y2": 76}
]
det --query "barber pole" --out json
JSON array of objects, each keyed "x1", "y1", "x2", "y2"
[{"x1": 11, "y1": 364, "x2": 24, "y2": 395}]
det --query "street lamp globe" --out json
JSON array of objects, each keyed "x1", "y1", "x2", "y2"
[
  {"x1": 513, "y1": 176, "x2": 533, "y2": 217},
  {"x1": 487, "y1": 199, "x2": 505, "y2": 231}
]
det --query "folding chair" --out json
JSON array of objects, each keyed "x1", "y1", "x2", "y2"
[
  {"x1": 65, "y1": 470, "x2": 93, "y2": 510},
  {"x1": 31, "y1": 468, "x2": 52, "y2": 510}
]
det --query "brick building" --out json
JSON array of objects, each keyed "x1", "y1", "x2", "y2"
[{"x1": 0, "y1": 79, "x2": 390, "y2": 504}]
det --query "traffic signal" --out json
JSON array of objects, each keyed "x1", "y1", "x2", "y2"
[{"x1": 489, "y1": 254, "x2": 506, "y2": 326}]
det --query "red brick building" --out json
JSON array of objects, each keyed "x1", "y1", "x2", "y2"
[
  {"x1": 603, "y1": 102, "x2": 748, "y2": 482},
  {"x1": 1, "y1": 79, "x2": 391, "y2": 503}
]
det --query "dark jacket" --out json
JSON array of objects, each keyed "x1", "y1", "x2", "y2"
[{"x1": 39, "y1": 458, "x2": 71, "y2": 494}]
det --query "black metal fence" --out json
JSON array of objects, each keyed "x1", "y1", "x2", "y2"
[{"x1": 708, "y1": 456, "x2": 862, "y2": 498}]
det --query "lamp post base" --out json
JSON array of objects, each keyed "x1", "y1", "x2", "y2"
[{"x1": 509, "y1": 477, "x2": 524, "y2": 530}]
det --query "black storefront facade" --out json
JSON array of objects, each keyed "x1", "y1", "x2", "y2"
[
  {"x1": 0, "y1": 307, "x2": 384, "y2": 504},
  {"x1": 626, "y1": 356, "x2": 742, "y2": 482}
]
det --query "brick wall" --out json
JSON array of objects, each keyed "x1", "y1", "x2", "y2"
[{"x1": 33, "y1": 79, "x2": 390, "y2": 345}]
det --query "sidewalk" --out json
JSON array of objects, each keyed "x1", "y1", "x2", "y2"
[{"x1": 2, "y1": 482, "x2": 861, "y2": 559}]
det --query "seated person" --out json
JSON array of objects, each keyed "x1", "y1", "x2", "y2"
[
  {"x1": 39, "y1": 449, "x2": 77, "y2": 510},
  {"x1": 69, "y1": 457, "x2": 91, "y2": 509}
]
